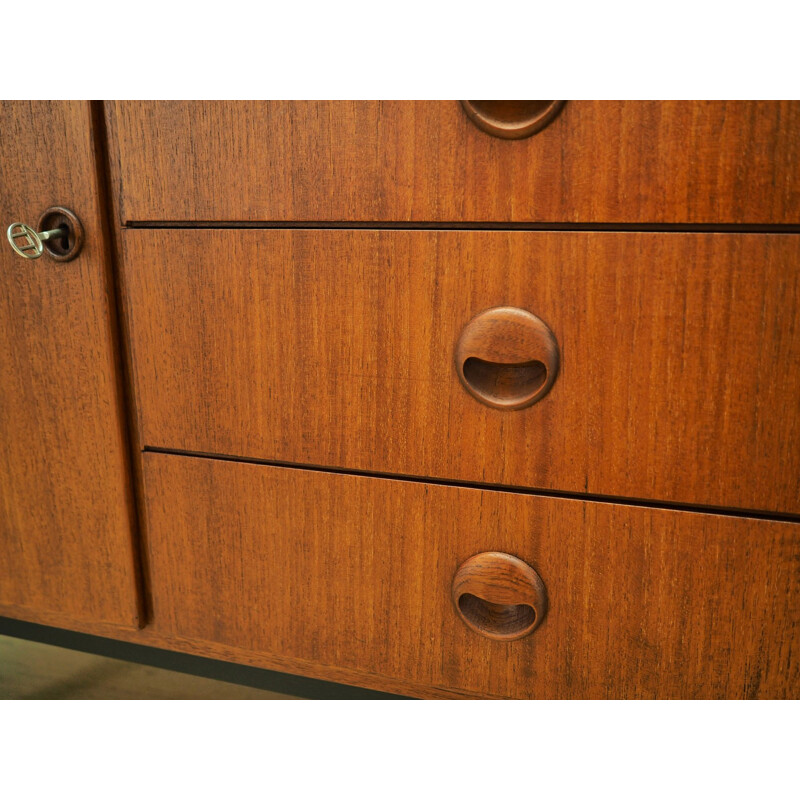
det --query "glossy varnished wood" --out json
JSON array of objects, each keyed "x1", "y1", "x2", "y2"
[
  {"x1": 122, "y1": 229, "x2": 800, "y2": 514},
  {"x1": 141, "y1": 453, "x2": 800, "y2": 699},
  {"x1": 460, "y1": 101, "x2": 566, "y2": 139},
  {"x1": 0, "y1": 102, "x2": 141, "y2": 628},
  {"x1": 454, "y1": 306, "x2": 560, "y2": 409},
  {"x1": 105, "y1": 101, "x2": 800, "y2": 224},
  {"x1": 451, "y1": 552, "x2": 548, "y2": 640}
]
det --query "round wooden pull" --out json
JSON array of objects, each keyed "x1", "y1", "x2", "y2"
[
  {"x1": 452, "y1": 552, "x2": 547, "y2": 641},
  {"x1": 460, "y1": 100, "x2": 565, "y2": 139},
  {"x1": 454, "y1": 306, "x2": 559, "y2": 410}
]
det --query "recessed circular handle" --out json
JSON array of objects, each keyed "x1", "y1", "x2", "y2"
[
  {"x1": 454, "y1": 306, "x2": 559, "y2": 410},
  {"x1": 452, "y1": 552, "x2": 547, "y2": 641},
  {"x1": 461, "y1": 101, "x2": 566, "y2": 139}
]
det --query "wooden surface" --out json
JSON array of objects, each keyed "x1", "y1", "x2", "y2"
[
  {"x1": 451, "y1": 552, "x2": 547, "y2": 641},
  {"x1": 454, "y1": 306, "x2": 559, "y2": 409},
  {"x1": 0, "y1": 101, "x2": 141, "y2": 628},
  {"x1": 122, "y1": 229, "x2": 800, "y2": 514},
  {"x1": 140, "y1": 453, "x2": 800, "y2": 699},
  {"x1": 0, "y1": 604, "x2": 478, "y2": 698},
  {"x1": 105, "y1": 101, "x2": 800, "y2": 224},
  {"x1": 1, "y1": 101, "x2": 794, "y2": 699},
  {"x1": 460, "y1": 101, "x2": 566, "y2": 139}
]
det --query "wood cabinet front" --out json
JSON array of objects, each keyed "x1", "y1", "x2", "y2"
[
  {"x1": 105, "y1": 101, "x2": 800, "y2": 225},
  {"x1": 0, "y1": 102, "x2": 142, "y2": 629},
  {"x1": 3, "y1": 100, "x2": 795, "y2": 700},
  {"x1": 122, "y1": 229, "x2": 800, "y2": 515},
  {"x1": 141, "y1": 452, "x2": 800, "y2": 699}
]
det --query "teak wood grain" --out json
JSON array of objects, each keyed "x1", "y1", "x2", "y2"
[
  {"x1": 451, "y1": 551, "x2": 548, "y2": 641},
  {"x1": 0, "y1": 101, "x2": 141, "y2": 628},
  {"x1": 122, "y1": 229, "x2": 800, "y2": 514},
  {"x1": 454, "y1": 306, "x2": 560, "y2": 410},
  {"x1": 141, "y1": 453, "x2": 800, "y2": 699},
  {"x1": 105, "y1": 101, "x2": 800, "y2": 225}
]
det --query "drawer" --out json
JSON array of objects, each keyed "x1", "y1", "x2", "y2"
[
  {"x1": 105, "y1": 101, "x2": 800, "y2": 225},
  {"x1": 141, "y1": 452, "x2": 800, "y2": 699},
  {"x1": 123, "y1": 229, "x2": 800, "y2": 514}
]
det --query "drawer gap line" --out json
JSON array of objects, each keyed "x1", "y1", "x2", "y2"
[
  {"x1": 92, "y1": 100, "x2": 154, "y2": 626},
  {"x1": 123, "y1": 221, "x2": 800, "y2": 234},
  {"x1": 142, "y1": 446, "x2": 800, "y2": 525}
]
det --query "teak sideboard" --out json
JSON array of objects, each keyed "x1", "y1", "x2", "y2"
[{"x1": 1, "y1": 100, "x2": 799, "y2": 699}]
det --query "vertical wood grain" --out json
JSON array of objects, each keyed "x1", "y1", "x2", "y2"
[
  {"x1": 105, "y1": 101, "x2": 800, "y2": 224},
  {"x1": 122, "y1": 229, "x2": 800, "y2": 514},
  {"x1": 0, "y1": 102, "x2": 141, "y2": 628},
  {"x1": 142, "y1": 453, "x2": 800, "y2": 699}
]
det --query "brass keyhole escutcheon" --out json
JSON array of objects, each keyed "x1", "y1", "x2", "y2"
[{"x1": 6, "y1": 207, "x2": 83, "y2": 262}]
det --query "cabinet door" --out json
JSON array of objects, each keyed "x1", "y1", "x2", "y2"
[{"x1": 0, "y1": 102, "x2": 141, "y2": 629}]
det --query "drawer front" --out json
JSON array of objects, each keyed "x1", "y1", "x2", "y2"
[
  {"x1": 142, "y1": 453, "x2": 800, "y2": 699},
  {"x1": 123, "y1": 230, "x2": 800, "y2": 514},
  {"x1": 105, "y1": 101, "x2": 800, "y2": 225}
]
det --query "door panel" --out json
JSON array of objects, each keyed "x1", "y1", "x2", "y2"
[{"x1": 0, "y1": 101, "x2": 141, "y2": 627}]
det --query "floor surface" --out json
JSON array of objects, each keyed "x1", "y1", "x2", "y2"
[{"x1": 0, "y1": 635, "x2": 299, "y2": 699}]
